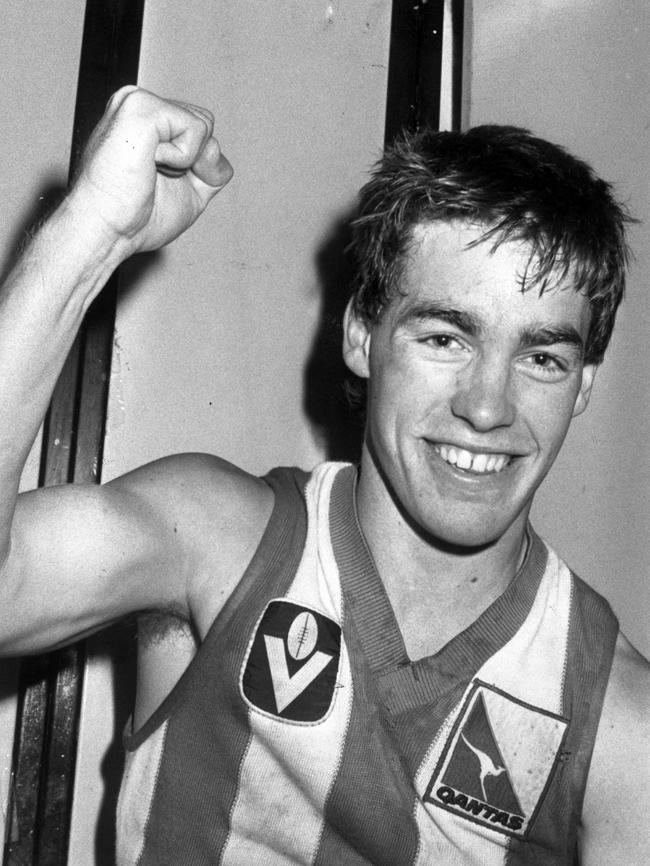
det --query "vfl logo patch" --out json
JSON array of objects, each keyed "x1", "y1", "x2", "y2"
[
  {"x1": 424, "y1": 681, "x2": 568, "y2": 838},
  {"x1": 241, "y1": 600, "x2": 342, "y2": 723}
]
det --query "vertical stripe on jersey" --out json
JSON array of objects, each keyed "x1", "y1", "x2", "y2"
[
  {"x1": 504, "y1": 573, "x2": 618, "y2": 866},
  {"x1": 220, "y1": 464, "x2": 353, "y2": 866},
  {"x1": 478, "y1": 547, "x2": 570, "y2": 710},
  {"x1": 116, "y1": 721, "x2": 168, "y2": 866},
  {"x1": 313, "y1": 638, "x2": 422, "y2": 865},
  {"x1": 311, "y1": 465, "x2": 421, "y2": 865},
  {"x1": 412, "y1": 548, "x2": 572, "y2": 866},
  {"x1": 559, "y1": 576, "x2": 617, "y2": 856}
]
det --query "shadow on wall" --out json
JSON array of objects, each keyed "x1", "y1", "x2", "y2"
[
  {"x1": 0, "y1": 176, "x2": 162, "y2": 303},
  {"x1": 304, "y1": 207, "x2": 366, "y2": 464},
  {"x1": 92, "y1": 623, "x2": 137, "y2": 866},
  {"x1": 0, "y1": 179, "x2": 68, "y2": 281}
]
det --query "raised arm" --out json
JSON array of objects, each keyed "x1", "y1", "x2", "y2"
[{"x1": 0, "y1": 88, "x2": 264, "y2": 655}]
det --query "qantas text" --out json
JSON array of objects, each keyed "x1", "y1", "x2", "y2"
[{"x1": 435, "y1": 786, "x2": 524, "y2": 832}]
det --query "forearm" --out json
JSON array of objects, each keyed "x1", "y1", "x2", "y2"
[{"x1": 0, "y1": 193, "x2": 128, "y2": 557}]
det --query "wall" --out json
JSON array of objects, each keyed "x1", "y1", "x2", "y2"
[
  {"x1": 101, "y1": 1, "x2": 392, "y2": 480},
  {"x1": 467, "y1": 0, "x2": 650, "y2": 657}
]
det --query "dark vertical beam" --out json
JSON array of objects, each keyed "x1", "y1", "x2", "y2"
[
  {"x1": 5, "y1": 1, "x2": 145, "y2": 863},
  {"x1": 413, "y1": 0, "x2": 446, "y2": 133},
  {"x1": 384, "y1": 0, "x2": 465, "y2": 143},
  {"x1": 451, "y1": 0, "x2": 466, "y2": 132}
]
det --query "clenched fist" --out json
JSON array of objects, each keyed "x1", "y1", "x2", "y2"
[{"x1": 67, "y1": 86, "x2": 233, "y2": 255}]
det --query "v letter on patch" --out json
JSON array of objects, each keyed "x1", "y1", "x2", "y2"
[{"x1": 241, "y1": 600, "x2": 342, "y2": 723}]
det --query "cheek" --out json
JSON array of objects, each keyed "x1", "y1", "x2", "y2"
[
  {"x1": 379, "y1": 356, "x2": 459, "y2": 411},
  {"x1": 518, "y1": 386, "x2": 579, "y2": 449},
  {"x1": 370, "y1": 361, "x2": 429, "y2": 417},
  {"x1": 368, "y1": 372, "x2": 453, "y2": 458}
]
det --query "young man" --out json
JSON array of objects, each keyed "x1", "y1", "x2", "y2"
[{"x1": 0, "y1": 88, "x2": 648, "y2": 864}]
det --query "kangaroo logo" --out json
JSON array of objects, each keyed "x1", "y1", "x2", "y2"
[
  {"x1": 424, "y1": 681, "x2": 568, "y2": 838},
  {"x1": 460, "y1": 734, "x2": 506, "y2": 802},
  {"x1": 439, "y1": 690, "x2": 524, "y2": 817},
  {"x1": 241, "y1": 600, "x2": 342, "y2": 723}
]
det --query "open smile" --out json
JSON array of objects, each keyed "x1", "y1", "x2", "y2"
[{"x1": 433, "y1": 443, "x2": 512, "y2": 475}]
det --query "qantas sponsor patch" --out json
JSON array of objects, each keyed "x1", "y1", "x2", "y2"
[
  {"x1": 240, "y1": 600, "x2": 342, "y2": 723},
  {"x1": 424, "y1": 681, "x2": 568, "y2": 838}
]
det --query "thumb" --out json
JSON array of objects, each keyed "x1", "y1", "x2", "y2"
[{"x1": 192, "y1": 138, "x2": 234, "y2": 189}]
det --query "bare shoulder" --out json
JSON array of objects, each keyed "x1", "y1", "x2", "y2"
[
  {"x1": 609, "y1": 632, "x2": 650, "y2": 703},
  {"x1": 108, "y1": 451, "x2": 273, "y2": 531},
  {"x1": 580, "y1": 632, "x2": 650, "y2": 863},
  {"x1": 108, "y1": 452, "x2": 275, "y2": 634},
  {"x1": 597, "y1": 632, "x2": 650, "y2": 742}
]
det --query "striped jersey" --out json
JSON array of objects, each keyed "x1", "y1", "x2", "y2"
[{"x1": 117, "y1": 462, "x2": 618, "y2": 865}]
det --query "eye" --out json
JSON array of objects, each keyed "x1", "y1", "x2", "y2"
[
  {"x1": 431, "y1": 334, "x2": 454, "y2": 348},
  {"x1": 534, "y1": 352, "x2": 557, "y2": 368},
  {"x1": 421, "y1": 333, "x2": 465, "y2": 352},
  {"x1": 521, "y1": 351, "x2": 568, "y2": 381}
]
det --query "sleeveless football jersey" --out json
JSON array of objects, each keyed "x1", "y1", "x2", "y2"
[{"x1": 117, "y1": 462, "x2": 618, "y2": 865}]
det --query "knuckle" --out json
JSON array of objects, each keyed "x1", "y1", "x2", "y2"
[
  {"x1": 183, "y1": 103, "x2": 215, "y2": 136},
  {"x1": 106, "y1": 84, "x2": 141, "y2": 112}
]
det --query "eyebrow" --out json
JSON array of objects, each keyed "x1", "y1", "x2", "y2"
[
  {"x1": 518, "y1": 325, "x2": 585, "y2": 356},
  {"x1": 397, "y1": 302, "x2": 586, "y2": 356},
  {"x1": 397, "y1": 302, "x2": 483, "y2": 337}
]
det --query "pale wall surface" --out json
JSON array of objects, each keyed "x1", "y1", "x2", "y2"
[
  {"x1": 467, "y1": 0, "x2": 650, "y2": 655},
  {"x1": 101, "y1": 0, "x2": 392, "y2": 480}
]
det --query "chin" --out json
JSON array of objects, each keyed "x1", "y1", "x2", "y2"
[
  {"x1": 405, "y1": 499, "x2": 521, "y2": 553},
  {"x1": 420, "y1": 520, "x2": 505, "y2": 553}
]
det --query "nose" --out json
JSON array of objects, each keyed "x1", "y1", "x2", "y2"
[{"x1": 450, "y1": 355, "x2": 516, "y2": 432}]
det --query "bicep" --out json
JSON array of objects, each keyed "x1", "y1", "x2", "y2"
[
  {"x1": 0, "y1": 477, "x2": 189, "y2": 655},
  {"x1": 0, "y1": 452, "x2": 274, "y2": 657}
]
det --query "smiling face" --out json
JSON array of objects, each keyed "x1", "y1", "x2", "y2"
[{"x1": 344, "y1": 221, "x2": 596, "y2": 551}]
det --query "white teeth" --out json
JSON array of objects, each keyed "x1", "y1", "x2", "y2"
[
  {"x1": 439, "y1": 445, "x2": 454, "y2": 465},
  {"x1": 456, "y1": 450, "x2": 472, "y2": 470},
  {"x1": 435, "y1": 445, "x2": 510, "y2": 475},
  {"x1": 472, "y1": 454, "x2": 488, "y2": 473}
]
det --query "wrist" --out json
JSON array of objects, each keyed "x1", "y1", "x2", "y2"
[
  {"x1": 61, "y1": 185, "x2": 136, "y2": 261},
  {"x1": 37, "y1": 189, "x2": 136, "y2": 310}
]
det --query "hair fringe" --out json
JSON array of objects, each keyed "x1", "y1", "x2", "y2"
[{"x1": 348, "y1": 125, "x2": 636, "y2": 364}]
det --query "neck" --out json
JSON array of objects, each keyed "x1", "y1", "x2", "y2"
[{"x1": 354, "y1": 450, "x2": 530, "y2": 657}]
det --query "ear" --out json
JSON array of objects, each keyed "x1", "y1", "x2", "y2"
[
  {"x1": 572, "y1": 363, "x2": 597, "y2": 417},
  {"x1": 342, "y1": 299, "x2": 372, "y2": 379}
]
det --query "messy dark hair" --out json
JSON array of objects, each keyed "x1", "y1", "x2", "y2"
[{"x1": 349, "y1": 125, "x2": 634, "y2": 364}]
